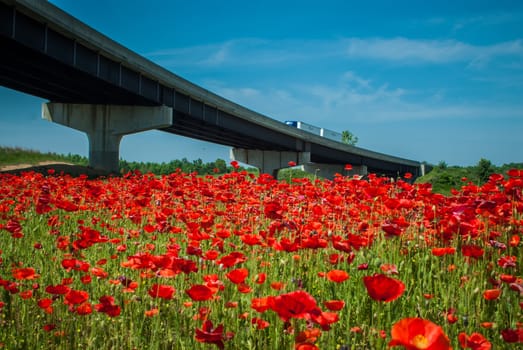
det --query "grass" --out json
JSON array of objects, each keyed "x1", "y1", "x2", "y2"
[
  {"x1": 0, "y1": 169, "x2": 521, "y2": 349},
  {"x1": 0, "y1": 146, "x2": 87, "y2": 167}
]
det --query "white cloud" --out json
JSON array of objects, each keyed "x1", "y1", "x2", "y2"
[
  {"x1": 147, "y1": 38, "x2": 342, "y2": 68},
  {"x1": 147, "y1": 37, "x2": 523, "y2": 70},
  {"x1": 342, "y1": 71, "x2": 371, "y2": 89},
  {"x1": 344, "y1": 37, "x2": 523, "y2": 66},
  {"x1": 451, "y1": 12, "x2": 523, "y2": 32},
  {"x1": 205, "y1": 72, "x2": 523, "y2": 127}
]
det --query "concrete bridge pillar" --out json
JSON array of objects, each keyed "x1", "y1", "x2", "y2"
[
  {"x1": 42, "y1": 103, "x2": 173, "y2": 173},
  {"x1": 230, "y1": 148, "x2": 311, "y2": 177}
]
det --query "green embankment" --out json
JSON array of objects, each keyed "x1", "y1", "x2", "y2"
[{"x1": 0, "y1": 146, "x2": 88, "y2": 167}]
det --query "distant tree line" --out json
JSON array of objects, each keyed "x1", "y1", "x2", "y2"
[
  {"x1": 0, "y1": 146, "x2": 248, "y2": 176},
  {"x1": 119, "y1": 158, "x2": 241, "y2": 175},
  {"x1": 49, "y1": 151, "x2": 243, "y2": 176},
  {"x1": 416, "y1": 158, "x2": 523, "y2": 195},
  {"x1": 60, "y1": 152, "x2": 242, "y2": 175}
]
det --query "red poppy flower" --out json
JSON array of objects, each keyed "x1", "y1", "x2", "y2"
[
  {"x1": 270, "y1": 282, "x2": 285, "y2": 290},
  {"x1": 323, "y1": 300, "x2": 345, "y2": 311},
  {"x1": 380, "y1": 263, "x2": 399, "y2": 275},
  {"x1": 326, "y1": 269, "x2": 349, "y2": 283},
  {"x1": 186, "y1": 284, "x2": 215, "y2": 301},
  {"x1": 148, "y1": 284, "x2": 175, "y2": 299},
  {"x1": 264, "y1": 201, "x2": 283, "y2": 220},
  {"x1": 241, "y1": 234, "x2": 262, "y2": 246},
  {"x1": 62, "y1": 277, "x2": 74, "y2": 285},
  {"x1": 19, "y1": 290, "x2": 33, "y2": 300},
  {"x1": 75, "y1": 302, "x2": 93, "y2": 315},
  {"x1": 236, "y1": 283, "x2": 252, "y2": 293},
  {"x1": 215, "y1": 252, "x2": 246, "y2": 268},
  {"x1": 358, "y1": 263, "x2": 369, "y2": 270},
  {"x1": 254, "y1": 273, "x2": 266, "y2": 284},
  {"x1": 80, "y1": 275, "x2": 92, "y2": 285},
  {"x1": 363, "y1": 274, "x2": 405, "y2": 302},
  {"x1": 145, "y1": 308, "x2": 159, "y2": 317},
  {"x1": 500, "y1": 328, "x2": 523, "y2": 343},
  {"x1": 381, "y1": 221, "x2": 404, "y2": 237},
  {"x1": 461, "y1": 245, "x2": 484, "y2": 259},
  {"x1": 507, "y1": 168, "x2": 523, "y2": 177},
  {"x1": 45, "y1": 284, "x2": 70, "y2": 295},
  {"x1": 500, "y1": 274, "x2": 517, "y2": 283},
  {"x1": 195, "y1": 320, "x2": 229, "y2": 349},
  {"x1": 509, "y1": 234, "x2": 520, "y2": 247},
  {"x1": 94, "y1": 295, "x2": 120, "y2": 317},
  {"x1": 483, "y1": 289, "x2": 501, "y2": 300},
  {"x1": 296, "y1": 328, "x2": 322, "y2": 344},
  {"x1": 64, "y1": 289, "x2": 89, "y2": 305},
  {"x1": 310, "y1": 310, "x2": 340, "y2": 330},
  {"x1": 251, "y1": 317, "x2": 270, "y2": 330},
  {"x1": 37, "y1": 298, "x2": 53, "y2": 309},
  {"x1": 268, "y1": 290, "x2": 319, "y2": 322},
  {"x1": 251, "y1": 297, "x2": 271, "y2": 313},
  {"x1": 458, "y1": 332, "x2": 492, "y2": 350},
  {"x1": 90, "y1": 267, "x2": 108, "y2": 279},
  {"x1": 4, "y1": 219, "x2": 23, "y2": 238},
  {"x1": 203, "y1": 274, "x2": 225, "y2": 293},
  {"x1": 226, "y1": 268, "x2": 249, "y2": 284},
  {"x1": 389, "y1": 317, "x2": 451, "y2": 350},
  {"x1": 204, "y1": 250, "x2": 220, "y2": 260},
  {"x1": 43, "y1": 324, "x2": 56, "y2": 332},
  {"x1": 225, "y1": 301, "x2": 238, "y2": 308},
  {"x1": 497, "y1": 255, "x2": 517, "y2": 268},
  {"x1": 431, "y1": 247, "x2": 456, "y2": 257},
  {"x1": 12, "y1": 267, "x2": 39, "y2": 280},
  {"x1": 61, "y1": 258, "x2": 90, "y2": 272}
]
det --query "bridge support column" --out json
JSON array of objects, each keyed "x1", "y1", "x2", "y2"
[
  {"x1": 230, "y1": 148, "x2": 311, "y2": 177},
  {"x1": 42, "y1": 103, "x2": 173, "y2": 173}
]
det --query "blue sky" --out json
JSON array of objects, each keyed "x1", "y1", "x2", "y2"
[{"x1": 1, "y1": 0, "x2": 522, "y2": 166}]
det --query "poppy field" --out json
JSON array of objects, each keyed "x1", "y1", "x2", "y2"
[{"x1": 0, "y1": 165, "x2": 521, "y2": 349}]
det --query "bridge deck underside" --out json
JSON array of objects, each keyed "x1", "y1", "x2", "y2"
[
  {"x1": 163, "y1": 112, "x2": 294, "y2": 150},
  {"x1": 0, "y1": 38, "x2": 296, "y2": 151},
  {"x1": 309, "y1": 144, "x2": 420, "y2": 177},
  {"x1": 0, "y1": 1, "x2": 419, "y2": 177}
]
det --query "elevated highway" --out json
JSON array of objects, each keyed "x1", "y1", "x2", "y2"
[{"x1": 0, "y1": 0, "x2": 422, "y2": 178}]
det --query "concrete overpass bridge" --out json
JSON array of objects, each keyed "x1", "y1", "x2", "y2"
[{"x1": 0, "y1": 0, "x2": 423, "y2": 178}]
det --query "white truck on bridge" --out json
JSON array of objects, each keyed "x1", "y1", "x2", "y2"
[{"x1": 285, "y1": 120, "x2": 343, "y2": 143}]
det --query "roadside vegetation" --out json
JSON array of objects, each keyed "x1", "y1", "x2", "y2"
[
  {"x1": 0, "y1": 146, "x2": 88, "y2": 167},
  {"x1": 416, "y1": 159, "x2": 523, "y2": 195},
  {"x1": 2, "y1": 146, "x2": 522, "y2": 195}
]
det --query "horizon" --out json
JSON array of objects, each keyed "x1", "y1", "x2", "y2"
[{"x1": 1, "y1": 0, "x2": 522, "y2": 167}]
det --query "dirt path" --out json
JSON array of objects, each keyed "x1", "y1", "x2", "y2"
[
  {"x1": 0, "y1": 161, "x2": 115, "y2": 178},
  {"x1": 0, "y1": 161, "x2": 73, "y2": 171}
]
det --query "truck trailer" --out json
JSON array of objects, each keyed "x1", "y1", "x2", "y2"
[{"x1": 285, "y1": 120, "x2": 342, "y2": 143}]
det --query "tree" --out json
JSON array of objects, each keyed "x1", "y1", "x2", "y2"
[
  {"x1": 475, "y1": 158, "x2": 495, "y2": 183},
  {"x1": 214, "y1": 159, "x2": 227, "y2": 173},
  {"x1": 437, "y1": 161, "x2": 448, "y2": 169},
  {"x1": 341, "y1": 130, "x2": 358, "y2": 146}
]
